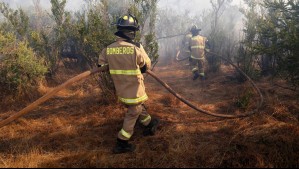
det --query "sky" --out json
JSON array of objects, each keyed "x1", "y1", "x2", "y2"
[{"x1": 0, "y1": 0, "x2": 244, "y2": 13}]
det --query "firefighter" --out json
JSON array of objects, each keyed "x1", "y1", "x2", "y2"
[
  {"x1": 182, "y1": 31, "x2": 192, "y2": 65},
  {"x1": 189, "y1": 25, "x2": 210, "y2": 80},
  {"x1": 98, "y1": 14, "x2": 160, "y2": 154}
]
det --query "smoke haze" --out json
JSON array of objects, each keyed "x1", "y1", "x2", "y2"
[
  {"x1": 158, "y1": 0, "x2": 243, "y2": 14},
  {"x1": 1, "y1": 0, "x2": 243, "y2": 12},
  {"x1": 0, "y1": 0, "x2": 84, "y2": 11}
]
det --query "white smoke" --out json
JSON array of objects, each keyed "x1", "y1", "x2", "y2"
[
  {"x1": 0, "y1": 0, "x2": 84, "y2": 11},
  {"x1": 1, "y1": 0, "x2": 244, "y2": 13},
  {"x1": 158, "y1": 0, "x2": 243, "y2": 14}
]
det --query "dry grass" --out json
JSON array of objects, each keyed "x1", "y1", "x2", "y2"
[{"x1": 0, "y1": 60, "x2": 298, "y2": 168}]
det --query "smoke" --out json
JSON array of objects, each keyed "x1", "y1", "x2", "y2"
[
  {"x1": 158, "y1": 0, "x2": 243, "y2": 15},
  {"x1": 158, "y1": 0, "x2": 211, "y2": 13},
  {"x1": 0, "y1": 0, "x2": 244, "y2": 14},
  {"x1": 156, "y1": 0, "x2": 245, "y2": 59},
  {"x1": 0, "y1": 0, "x2": 245, "y2": 59},
  {"x1": 0, "y1": 0, "x2": 84, "y2": 11}
]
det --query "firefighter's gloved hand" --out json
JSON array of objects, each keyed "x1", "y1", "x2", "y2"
[{"x1": 140, "y1": 64, "x2": 147, "y2": 73}]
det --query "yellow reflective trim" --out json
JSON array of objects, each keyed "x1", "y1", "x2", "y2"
[
  {"x1": 191, "y1": 46, "x2": 205, "y2": 49},
  {"x1": 191, "y1": 55, "x2": 205, "y2": 60},
  {"x1": 192, "y1": 68, "x2": 198, "y2": 72},
  {"x1": 129, "y1": 17, "x2": 134, "y2": 23},
  {"x1": 123, "y1": 16, "x2": 128, "y2": 20},
  {"x1": 110, "y1": 69, "x2": 141, "y2": 75},
  {"x1": 107, "y1": 47, "x2": 134, "y2": 55},
  {"x1": 119, "y1": 94, "x2": 148, "y2": 104},
  {"x1": 192, "y1": 37, "x2": 204, "y2": 40},
  {"x1": 141, "y1": 115, "x2": 151, "y2": 124},
  {"x1": 120, "y1": 129, "x2": 131, "y2": 139}
]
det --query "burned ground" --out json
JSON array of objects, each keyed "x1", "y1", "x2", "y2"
[{"x1": 0, "y1": 56, "x2": 298, "y2": 168}]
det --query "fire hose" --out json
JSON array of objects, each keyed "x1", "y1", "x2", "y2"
[
  {"x1": 173, "y1": 50, "x2": 264, "y2": 117},
  {"x1": 0, "y1": 53, "x2": 263, "y2": 128},
  {"x1": 0, "y1": 66, "x2": 109, "y2": 128},
  {"x1": 176, "y1": 50, "x2": 190, "y2": 61}
]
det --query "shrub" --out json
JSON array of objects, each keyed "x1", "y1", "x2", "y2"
[{"x1": 0, "y1": 32, "x2": 48, "y2": 97}]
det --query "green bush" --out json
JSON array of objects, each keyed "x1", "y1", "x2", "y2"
[
  {"x1": 240, "y1": 0, "x2": 299, "y2": 88},
  {"x1": 0, "y1": 32, "x2": 48, "y2": 96}
]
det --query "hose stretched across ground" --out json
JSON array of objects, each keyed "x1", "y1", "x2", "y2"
[
  {"x1": 0, "y1": 66, "x2": 108, "y2": 128},
  {"x1": 169, "y1": 50, "x2": 264, "y2": 118},
  {"x1": 0, "y1": 54, "x2": 263, "y2": 128}
]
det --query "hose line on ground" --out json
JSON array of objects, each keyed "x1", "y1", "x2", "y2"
[
  {"x1": 0, "y1": 54, "x2": 263, "y2": 128},
  {"x1": 170, "y1": 50, "x2": 264, "y2": 118},
  {"x1": 147, "y1": 69, "x2": 263, "y2": 118},
  {"x1": 0, "y1": 66, "x2": 109, "y2": 128}
]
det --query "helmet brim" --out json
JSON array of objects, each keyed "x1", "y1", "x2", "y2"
[{"x1": 117, "y1": 25, "x2": 140, "y2": 31}]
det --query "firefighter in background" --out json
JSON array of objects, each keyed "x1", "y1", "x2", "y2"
[
  {"x1": 189, "y1": 25, "x2": 210, "y2": 80},
  {"x1": 182, "y1": 31, "x2": 192, "y2": 65},
  {"x1": 98, "y1": 14, "x2": 160, "y2": 154}
]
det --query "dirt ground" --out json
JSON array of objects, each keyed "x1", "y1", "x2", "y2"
[{"x1": 0, "y1": 55, "x2": 298, "y2": 168}]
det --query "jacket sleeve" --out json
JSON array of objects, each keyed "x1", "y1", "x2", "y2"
[
  {"x1": 188, "y1": 36, "x2": 193, "y2": 51},
  {"x1": 98, "y1": 48, "x2": 108, "y2": 67},
  {"x1": 205, "y1": 38, "x2": 211, "y2": 52},
  {"x1": 136, "y1": 44, "x2": 151, "y2": 72}
]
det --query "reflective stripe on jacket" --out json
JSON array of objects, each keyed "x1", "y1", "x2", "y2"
[
  {"x1": 190, "y1": 35, "x2": 207, "y2": 60},
  {"x1": 98, "y1": 38, "x2": 151, "y2": 105}
]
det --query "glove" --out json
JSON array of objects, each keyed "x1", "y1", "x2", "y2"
[{"x1": 140, "y1": 64, "x2": 147, "y2": 73}]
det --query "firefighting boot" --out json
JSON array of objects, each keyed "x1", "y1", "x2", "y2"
[
  {"x1": 143, "y1": 118, "x2": 160, "y2": 136},
  {"x1": 199, "y1": 73, "x2": 207, "y2": 80},
  {"x1": 200, "y1": 76, "x2": 206, "y2": 81},
  {"x1": 113, "y1": 138, "x2": 136, "y2": 154},
  {"x1": 193, "y1": 72, "x2": 200, "y2": 80}
]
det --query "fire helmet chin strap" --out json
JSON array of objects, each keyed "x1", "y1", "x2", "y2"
[{"x1": 114, "y1": 30, "x2": 136, "y2": 40}]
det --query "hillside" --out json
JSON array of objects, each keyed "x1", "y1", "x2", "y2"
[{"x1": 0, "y1": 56, "x2": 298, "y2": 168}]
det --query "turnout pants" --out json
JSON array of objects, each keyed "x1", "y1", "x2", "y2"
[
  {"x1": 118, "y1": 104, "x2": 152, "y2": 141},
  {"x1": 192, "y1": 58, "x2": 205, "y2": 76}
]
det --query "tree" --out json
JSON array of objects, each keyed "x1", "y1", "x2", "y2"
[
  {"x1": 129, "y1": 0, "x2": 159, "y2": 62},
  {"x1": 239, "y1": 0, "x2": 260, "y2": 78},
  {"x1": 0, "y1": 32, "x2": 48, "y2": 97},
  {"x1": 49, "y1": 0, "x2": 69, "y2": 73},
  {"x1": 240, "y1": 0, "x2": 299, "y2": 88},
  {"x1": 0, "y1": 2, "x2": 29, "y2": 39}
]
